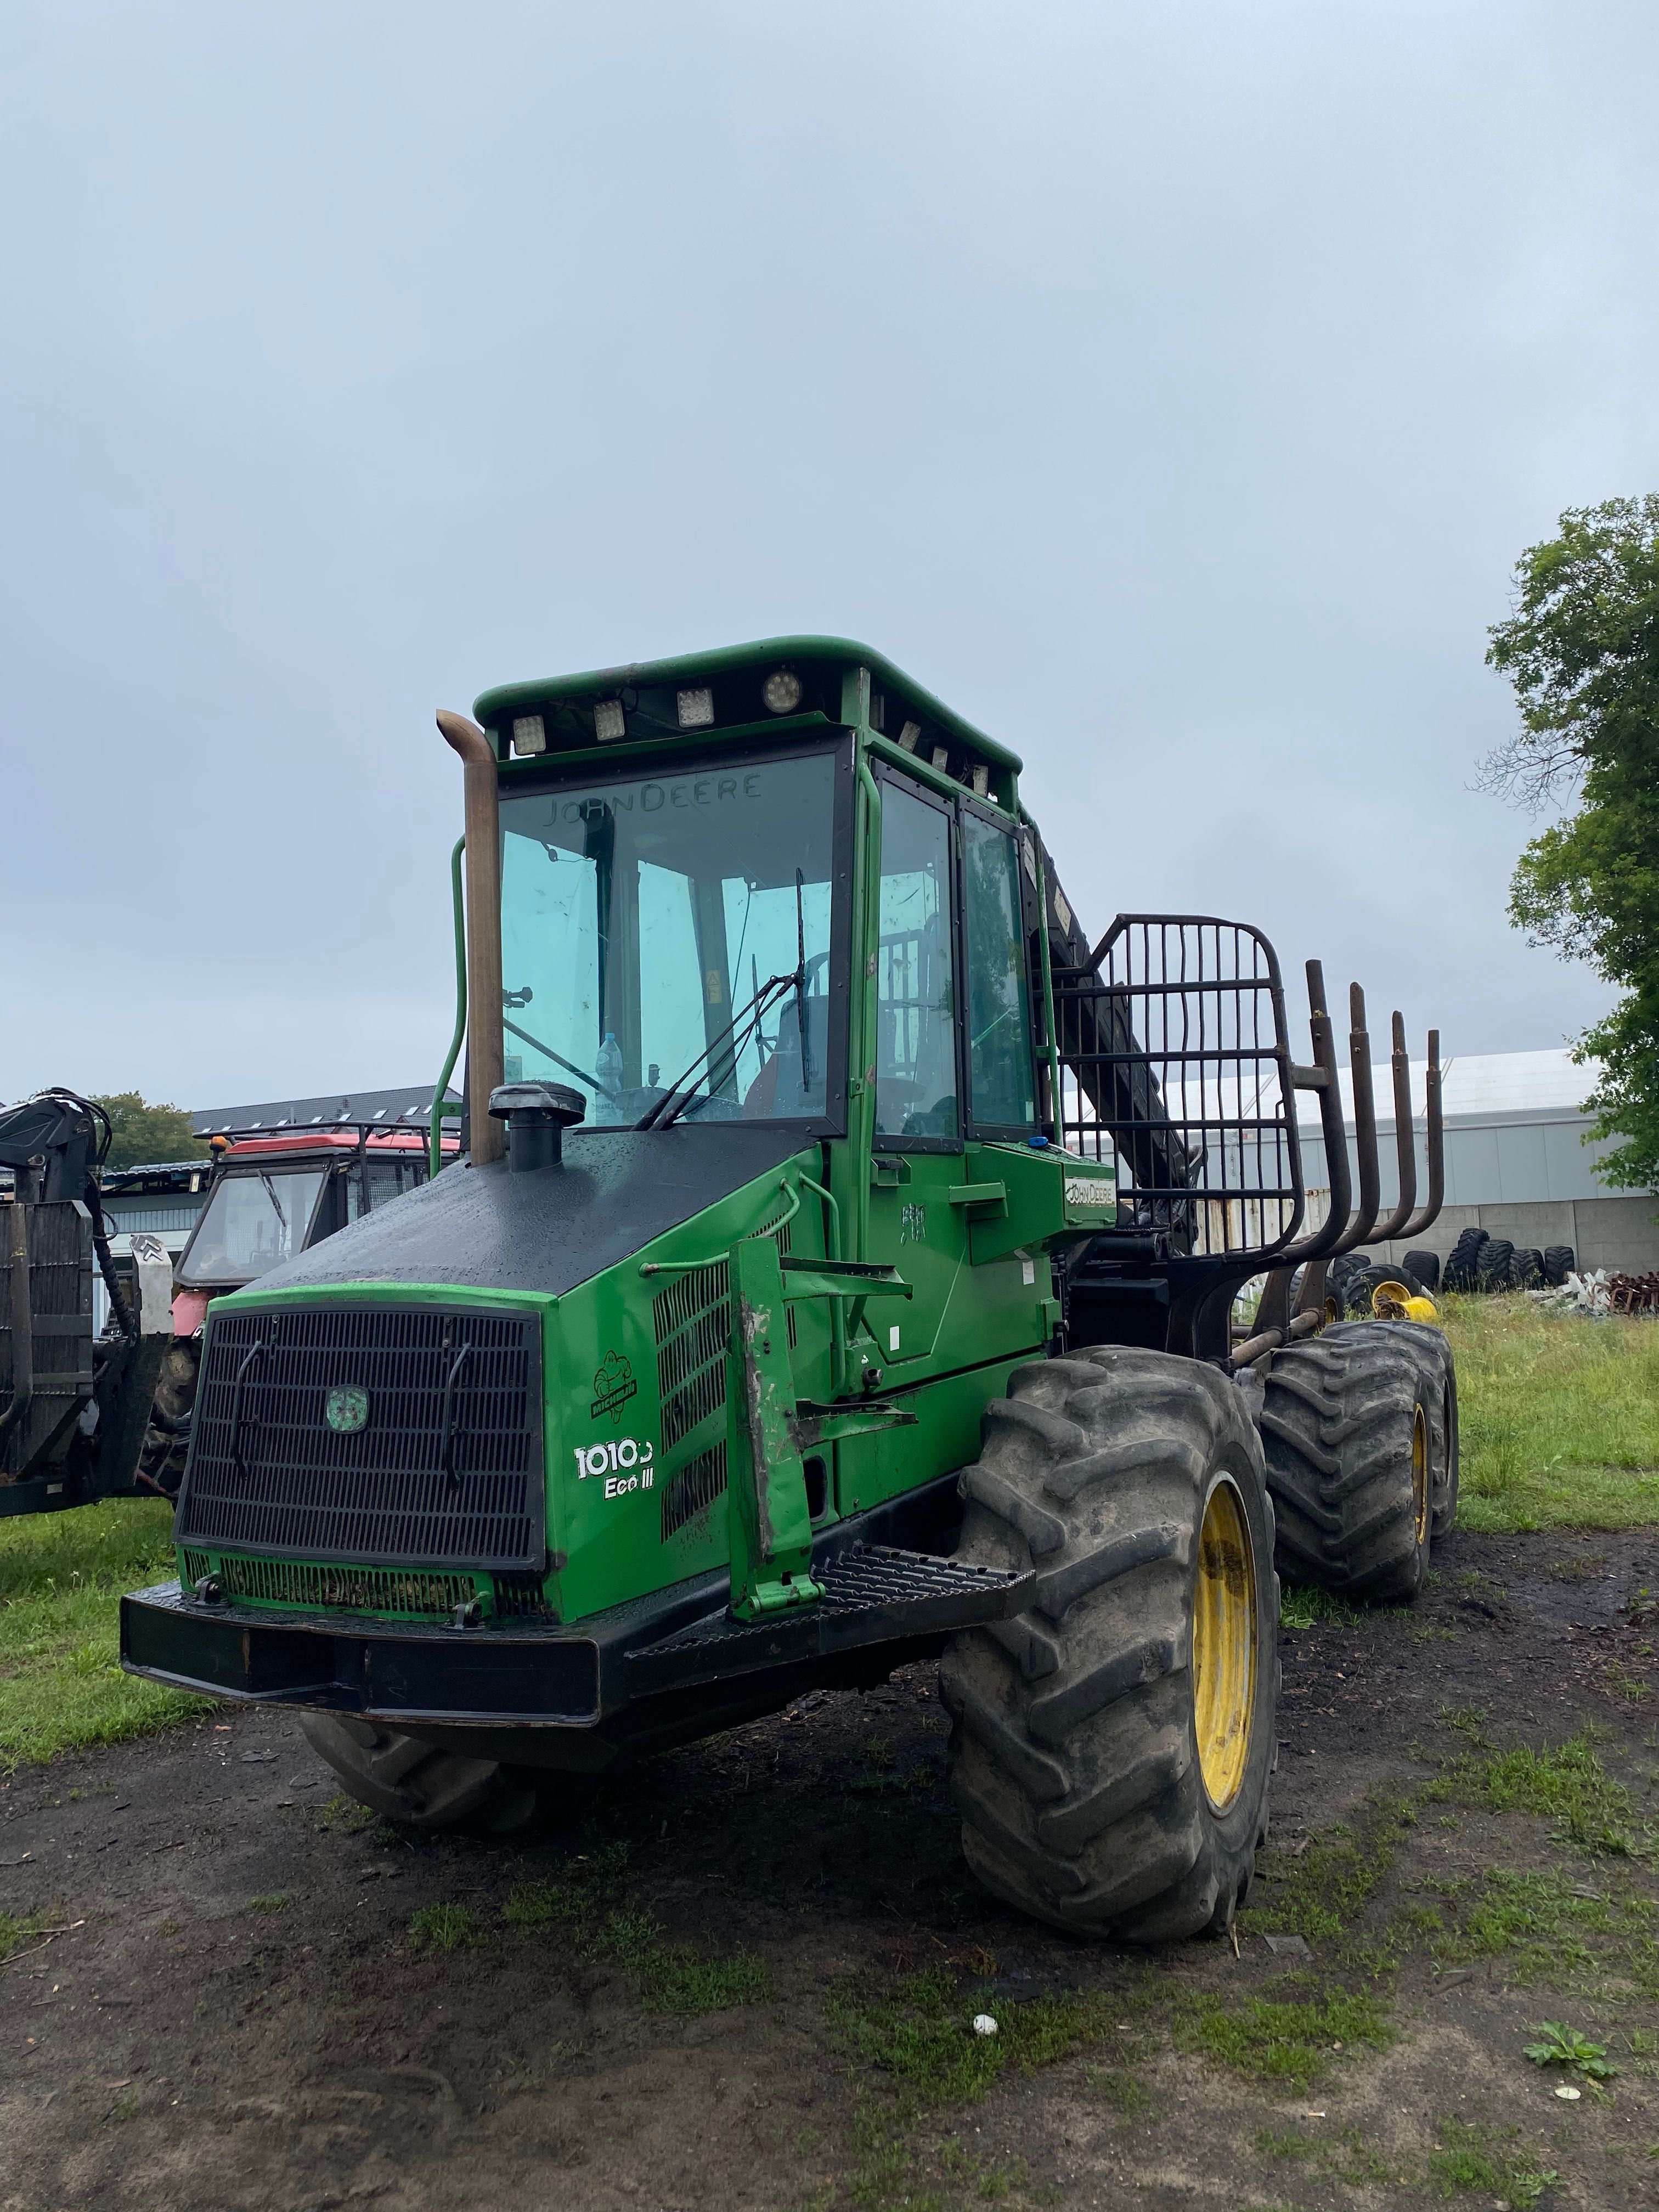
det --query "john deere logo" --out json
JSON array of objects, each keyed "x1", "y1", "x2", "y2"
[{"x1": 324, "y1": 1385, "x2": 370, "y2": 1435}]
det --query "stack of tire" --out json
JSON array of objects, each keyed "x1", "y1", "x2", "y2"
[{"x1": 1441, "y1": 1227, "x2": 1576, "y2": 1294}]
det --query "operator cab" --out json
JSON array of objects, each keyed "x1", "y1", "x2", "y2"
[{"x1": 479, "y1": 640, "x2": 1034, "y2": 1156}]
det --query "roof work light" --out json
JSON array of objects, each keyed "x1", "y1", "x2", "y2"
[{"x1": 762, "y1": 668, "x2": 803, "y2": 715}]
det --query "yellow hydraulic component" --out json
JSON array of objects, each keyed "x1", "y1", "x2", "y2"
[
  {"x1": 1371, "y1": 1278, "x2": 1438, "y2": 1324},
  {"x1": 1192, "y1": 1476, "x2": 1256, "y2": 1812}
]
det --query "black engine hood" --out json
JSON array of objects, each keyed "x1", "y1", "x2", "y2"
[{"x1": 244, "y1": 1126, "x2": 810, "y2": 1301}]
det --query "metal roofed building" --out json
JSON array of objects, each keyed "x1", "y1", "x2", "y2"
[
  {"x1": 1293, "y1": 1047, "x2": 1659, "y2": 1274},
  {"x1": 189, "y1": 1086, "x2": 458, "y2": 1138}
]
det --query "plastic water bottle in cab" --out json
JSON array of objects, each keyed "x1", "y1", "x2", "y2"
[{"x1": 596, "y1": 1032, "x2": 623, "y2": 1101}]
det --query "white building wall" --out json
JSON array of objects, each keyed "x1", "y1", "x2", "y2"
[{"x1": 1291, "y1": 1048, "x2": 1659, "y2": 1272}]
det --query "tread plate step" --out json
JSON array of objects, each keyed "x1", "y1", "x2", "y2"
[{"x1": 624, "y1": 1542, "x2": 1031, "y2": 1696}]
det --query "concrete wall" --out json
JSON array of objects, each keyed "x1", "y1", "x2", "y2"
[{"x1": 1365, "y1": 1195, "x2": 1659, "y2": 1276}]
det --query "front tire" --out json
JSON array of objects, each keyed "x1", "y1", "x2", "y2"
[
  {"x1": 300, "y1": 1715, "x2": 596, "y2": 1835},
  {"x1": 941, "y1": 1347, "x2": 1278, "y2": 1943}
]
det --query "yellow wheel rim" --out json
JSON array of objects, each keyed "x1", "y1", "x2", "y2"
[
  {"x1": 1192, "y1": 1476, "x2": 1256, "y2": 1813},
  {"x1": 1412, "y1": 1403, "x2": 1430, "y2": 1545}
]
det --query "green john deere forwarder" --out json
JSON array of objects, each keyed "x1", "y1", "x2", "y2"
[{"x1": 120, "y1": 638, "x2": 1453, "y2": 1940}]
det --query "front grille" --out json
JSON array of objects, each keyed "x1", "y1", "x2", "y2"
[
  {"x1": 182, "y1": 1548, "x2": 478, "y2": 1618},
  {"x1": 176, "y1": 1304, "x2": 544, "y2": 1570},
  {"x1": 661, "y1": 1441, "x2": 728, "y2": 1539},
  {"x1": 179, "y1": 1547, "x2": 555, "y2": 1622}
]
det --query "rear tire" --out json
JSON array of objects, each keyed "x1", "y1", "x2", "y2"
[
  {"x1": 1401, "y1": 1250, "x2": 1440, "y2": 1295},
  {"x1": 300, "y1": 1715, "x2": 597, "y2": 1835},
  {"x1": 1341, "y1": 1320, "x2": 1459, "y2": 1542},
  {"x1": 1259, "y1": 1325, "x2": 1436, "y2": 1601},
  {"x1": 941, "y1": 1347, "x2": 1277, "y2": 1943}
]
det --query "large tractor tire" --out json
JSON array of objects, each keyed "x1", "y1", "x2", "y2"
[
  {"x1": 940, "y1": 1347, "x2": 1277, "y2": 1944},
  {"x1": 1401, "y1": 1250, "x2": 1440, "y2": 1295},
  {"x1": 1443, "y1": 1229, "x2": 1487, "y2": 1293},
  {"x1": 1475, "y1": 1238, "x2": 1515, "y2": 1293},
  {"x1": 300, "y1": 1715, "x2": 596, "y2": 1835},
  {"x1": 1259, "y1": 1324, "x2": 1439, "y2": 1601},
  {"x1": 1543, "y1": 1244, "x2": 1576, "y2": 1288},
  {"x1": 1344, "y1": 1320, "x2": 1459, "y2": 1541}
]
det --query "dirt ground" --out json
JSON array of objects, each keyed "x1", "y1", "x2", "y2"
[{"x1": 5, "y1": 1528, "x2": 1659, "y2": 2212}]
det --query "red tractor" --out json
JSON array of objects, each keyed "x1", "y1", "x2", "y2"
[
  {"x1": 1, "y1": 1092, "x2": 453, "y2": 1515},
  {"x1": 138, "y1": 1124, "x2": 457, "y2": 1496}
]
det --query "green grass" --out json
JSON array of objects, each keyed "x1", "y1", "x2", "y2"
[
  {"x1": 1430, "y1": 1867, "x2": 1658, "y2": 1996},
  {"x1": 1443, "y1": 1294, "x2": 1659, "y2": 1531},
  {"x1": 1426, "y1": 2118, "x2": 1558, "y2": 2207},
  {"x1": 0, "y1": 1498, "x2": 203, "y2": 1770},
  {"x1": 408, "y1": 1901, "x2": 486, "y2": 1951},
  {"x1": 1278, "y1": 1583, "x2": 1374, "y2": 1630},
  {"x1": 1435, "y1": 1724, "x2": 1647, "y2": 1857},
  {"x1": 504, "y1": 1846, "x2": 768, "y2": 2015},
  {"x1": 0, "y1": 1906, "x2": 59, "y2": 1963},
  {"x1": 1172, "y1": 1987, "x2": 1395, "y2": 2090}
]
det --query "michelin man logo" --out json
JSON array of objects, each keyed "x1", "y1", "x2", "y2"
[{"x1": 590, "y1": 1348, "x2": 637, "y2": 1423}]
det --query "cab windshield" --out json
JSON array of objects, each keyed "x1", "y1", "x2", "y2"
[
  {"x1": 499, "y1": 749, "x2": 843, "y2": 1127},
  {"x1": 176, "y1": 1167, "x2": 328, "y2": 1286}
]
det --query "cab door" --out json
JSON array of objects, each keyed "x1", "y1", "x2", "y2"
[
  {"x1": 955, "y1": 797, "x2": 1053, "y2": 1353},
  {"x1": 862, "y1": 766, "x2": 967, "y2": 1375}
]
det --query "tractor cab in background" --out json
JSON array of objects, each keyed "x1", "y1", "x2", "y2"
[
  {"x1": 143, "y1": 1125, "x2": 457, "y2": 1492},
  {"x1": 171, "y1": 1128, "x2": 441, "y2": 1329}
]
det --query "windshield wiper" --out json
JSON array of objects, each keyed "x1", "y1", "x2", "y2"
[
  {"x1": 637, "y1": 965, "x2": 804, "y2": 1132},
  {"x1": 259, "y1": 1173, "x2": 288, "y2": 1232}
]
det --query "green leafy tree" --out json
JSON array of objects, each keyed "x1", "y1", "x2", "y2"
[
  {"x1": 92, "y1": 1092, "x2": 212, "y2": 1171},
  {"x1": 1485, "y1": 495, "x2": 1659, "y2": 1194}
]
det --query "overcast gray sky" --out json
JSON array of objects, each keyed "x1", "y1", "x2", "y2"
[{"x1": 4, "y1": 1, "x2": 1656, "y2": 1111}]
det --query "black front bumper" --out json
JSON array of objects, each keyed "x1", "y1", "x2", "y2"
[
  {"x1": 120, "y1": 1480, "x2": 1031, "y2": 1736},
  {"x1": 121, "y1": 1581, "x2": 606, "y2": 1726}
]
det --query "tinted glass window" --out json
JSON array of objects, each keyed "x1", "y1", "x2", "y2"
[
  {"x1": 347, "y1": 1159, "x2": 424, "y2": 1221},
  {"x1": 962, "y1": 812, "x2": 1035, "y2": 1129},
  {"x1": 177, "y1": 1169, "x2": 327, "y2": 1285},
  {"x1": 874, "y1": 783, "x2": 958, "y2": 1141},
  {"x1": 499, "y1": 752, "x2": 838, "y2": 1126}
]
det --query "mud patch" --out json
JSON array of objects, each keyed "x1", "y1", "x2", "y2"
[{"x1": 4, "y1": 1528, "x2": 1659, "y2": 2209}]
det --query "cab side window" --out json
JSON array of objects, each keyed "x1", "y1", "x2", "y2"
[
  {"x1": 962, "y1": 812, "x2": 1035, "y2": 1130},
  {"x1": 874, "y1": 783, "x2": 958, "y2": 1142}
]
